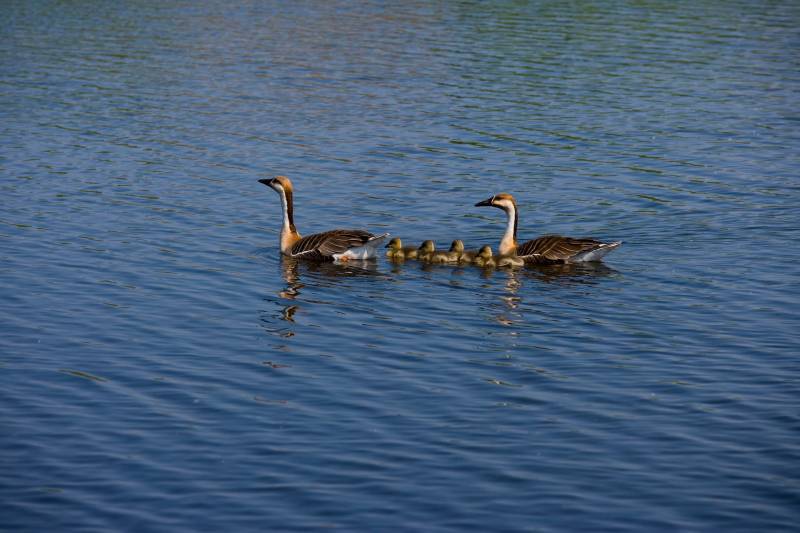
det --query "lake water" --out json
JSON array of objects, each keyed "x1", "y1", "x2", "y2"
[{"x1": 2, "y1": 1, "x2": 799, "y2": 531}]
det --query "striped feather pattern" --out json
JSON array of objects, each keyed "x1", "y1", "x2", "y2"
[
  {"x1": 517, "y1": 235, "x2": 606, "y2": 264},
  {"x1": 289, "y1": 229, "x2": 376, "y2": 261}
]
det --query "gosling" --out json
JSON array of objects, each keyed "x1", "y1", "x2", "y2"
[
  {"x1": 428, "y1": 240, "x2": 465, "y2": 264},
  {"x1": 444, "y1": 240, "x2": 465, "y2": 263},
  {"x1": 385, "y1": 237, "x2": 418, "y2": 260},
  {"x1": 420, "y1": 240, "x2": 451, "y2": 264},
  {"x1": 450, "y1": 240, "x2": 477, "y2": 264},
  {"x1": 473, "y1": 245, "x2": 496, "y2": 268},
  {"x1": 417, "y1": 240, "x2": 436, "y2": 262},
  {"x1": 428, "y1": 249, "x2": 452, "y2": 264}
]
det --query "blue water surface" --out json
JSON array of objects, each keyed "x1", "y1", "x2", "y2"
[{"x1": 2, "y1": 1, "x2": 799, "y2": 531}]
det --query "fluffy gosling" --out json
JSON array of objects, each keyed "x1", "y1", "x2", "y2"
[
  {"x1": 444, "y1": 240, "x2": 465, "y2": 262},
  {"x1": 385, "y1": 237, "x2": 418, "y2": 260},
  {"x1": 450, "y1": 240, "x2": 477, "y2": 264},
  {"x1": 417, "y1": 240, "x2": 436, "y2": 262},
  {"x1": 473, "y1": 245, "x2": 496, "y2": 268}
]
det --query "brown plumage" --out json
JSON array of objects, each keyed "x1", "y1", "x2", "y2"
[
  {"x1": 259, "y1": 176, "x2": 388, "y2": 261},
  {"x1": 475, "y1": 193, "x2": 621, "y2": 264},
  {"x1": 289, "y1": 229, "x2": 379, "y2": 261},
  {"x1": 517, "y1": 235, "x2": 611, "y2": 265}
]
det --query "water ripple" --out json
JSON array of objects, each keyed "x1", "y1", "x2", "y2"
[{"x1": 2, "y1": 0, "x2": 800, "y2": 531}]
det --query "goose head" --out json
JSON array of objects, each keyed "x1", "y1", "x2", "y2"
[
  {"x1": 475, "y1": 192, "x2": 519, "y2": 255},
  {"x1": 258, "y1": 175, "x2": 294, "y2": 196},
  {"x1": 449, "y1": 240, "x2": 464, "y2": 253},
  {"x1": 474, "y1": 192, "x2": 516, "y2": 211}
]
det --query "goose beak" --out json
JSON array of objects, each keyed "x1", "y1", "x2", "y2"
[
  {"x1": 475, "y1": 197, "x2": 494, "y2": 207},
  {"x1": 258, "y1": 178, "x2": 274, "y2": 188}
]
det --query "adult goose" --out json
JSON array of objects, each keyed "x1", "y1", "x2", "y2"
[
  {"x1": 259, "y1": 176, "x2": 388, "y2": 261},
  {"x1": 475, "y1": 193, "x2": 621, "y2": 264}
]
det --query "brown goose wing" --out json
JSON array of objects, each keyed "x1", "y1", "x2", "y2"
[
  {"x1": 517, "y1": 235, "x2": 605, "y2": 264},
  {"x1": 289, "y1": 229, "x2": 375, "y2": 261}
]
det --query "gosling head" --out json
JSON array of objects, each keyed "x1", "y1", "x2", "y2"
[
  {"x1": 386, "y1": 237, "x2": 402, "y2": 250},
  {"x1": 258, "y1": 175, "x2": 294, "y2": 196},
  {"x1": 474, "y1": 192, "x2": 516, "y2": 211},
  {"x1": 449, "y1": 240, "x2": 464, "y2": 253},
  {"x1": 419, "y1": 240, "x2": 435, "y2": 253},
  {"x1": 477, "y1": 245, "x2": 493, "y2": 259}
]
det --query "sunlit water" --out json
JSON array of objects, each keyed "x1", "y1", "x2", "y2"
[{"x1": 2, "y1": 1, "x2": 799, "y2": 531}]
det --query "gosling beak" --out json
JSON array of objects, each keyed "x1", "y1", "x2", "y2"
[
  {"x1": 384, "y1": 242, "x2": 392, "y2": 248},
  {"x1": 258, "y1": 178, "x2": 275, "y2": 188},
  {"x1": 474, "y1": 196, "x2": 494, "y2": 207}
]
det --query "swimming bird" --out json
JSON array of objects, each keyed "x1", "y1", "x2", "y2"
[
  {"x1": 259, "y1": 176, "x2": 388, "y2": 261},
  {"x1": 428, "y1": 249, "x2": 452, "y2": 264},
  {"x1": 449, "y1": 240, "x2": 477, "y2": 264},
  {"x1": 474, "y1": 193, "x2": 621, "y2": 264},
  {"x1": 417, "y1": 240, "x2": 436, "y2": 262},
  {"x1": 385, "y1": 238, "x2": 418, "y2": 260},
  {"x1": 473, "y1": 245, "x2": 496, "y2": 268},
  {"x1": 427, "y1": 240, "x2": 464, "y2": 263},
  {"x1": 443, "y1": 240, "x2": 465, "y2": 263}
]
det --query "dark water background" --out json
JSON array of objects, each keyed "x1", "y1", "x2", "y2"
[{"x1": 2, "y1": 1, "x2": 799, "y2": 531}]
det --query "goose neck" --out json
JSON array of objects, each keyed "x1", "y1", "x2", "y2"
[{"x1": 499, "y1": 203, "x2": 518, "y2": 255}]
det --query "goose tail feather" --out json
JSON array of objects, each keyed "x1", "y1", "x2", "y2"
[
  {"x1": 571, "y1": 241, "x2": 622, "y2": 263},
  {"x1": 334, "y1": 232, "x2": 390, "y2": 261}
]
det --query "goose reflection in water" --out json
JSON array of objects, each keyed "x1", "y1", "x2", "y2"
[
  {"x1": 280, "y1": 256, "x2": 380, "y2": 286},
  {"x1": 277, "y1": 256, "x2": 381, "y2": 321},
  {"x1": 278, "y1": 258, "x2": 303, "y2": 300},
  {"x1": 481, "y1": 263, "x2": 619, "y2": 326},
  {"x1": 274, "y1": 256, "x2": 617, "y2": 328},
  {"x1": 521, "y1": 261, "x2": 619, "y2": 285},
  {"x1": 469, "y1": 259, "x2": 618, "y2": 284},
  {"x1": 493, "y1": 269, "x2": 523, "y2": 327}
]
